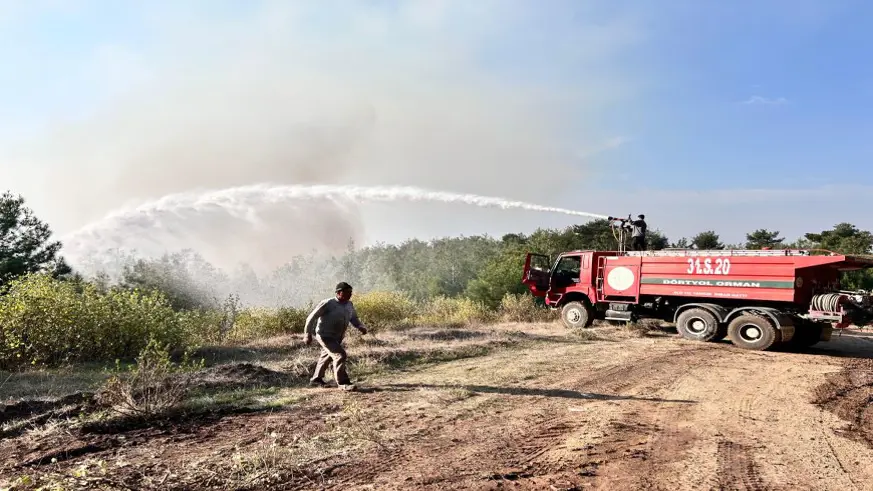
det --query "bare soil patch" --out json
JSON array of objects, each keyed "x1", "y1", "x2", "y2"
[
  {"x1": 814, "y1": 358, "x2": 873, "y2": 448},
  {"x1": 2, "y1": 323, "x2": 873, "y2": 490}
]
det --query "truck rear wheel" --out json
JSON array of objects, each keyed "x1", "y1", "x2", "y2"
[
  {"x1": 561, "y1": 301, "x2": 593, "y2": 329},
  {"x1": 676, "y1": 308, "x2": 722, "y2": 342},
  {"x1": 727, "y1": 314, "x2": 780, "y2": 351}
]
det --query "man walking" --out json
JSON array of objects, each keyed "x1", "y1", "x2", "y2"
[{"x1": 303, "y1": 282, "x2": 368, "y2": 391}]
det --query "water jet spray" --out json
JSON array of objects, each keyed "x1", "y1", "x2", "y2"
[{"x1": 60, "y1": 183, "x2": 609, "y2": 269}]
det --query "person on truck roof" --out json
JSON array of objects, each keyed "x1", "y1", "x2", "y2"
[
  {"x1": 303, "y1": 281, "x2": 368, "y2": 391},
  {"x1": 630, "y1": 214, "x2": 647, "y2": 251}
]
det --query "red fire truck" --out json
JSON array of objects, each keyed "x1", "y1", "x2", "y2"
[{"x1": 521, "y1": 220, "x2": 873, "y2": 351}]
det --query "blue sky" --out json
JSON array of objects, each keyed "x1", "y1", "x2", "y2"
[
  {"x1": 613, "y1": 0, "x2": 873, "y2": 189},
  {"x1": 1, "y1": 0, "x2": 872, "y2": 267}
]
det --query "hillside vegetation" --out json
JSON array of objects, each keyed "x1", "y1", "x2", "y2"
[{"x1": 2, "y1": 190, "x2": 872, "y2": 369}]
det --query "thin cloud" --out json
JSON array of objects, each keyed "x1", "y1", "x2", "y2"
[
  {"x1": 575, "y1": 136, "x2": 631, "y2": 160},
  {"x1": 741, "y1": 95, "x2": 789, "y2": 105}
]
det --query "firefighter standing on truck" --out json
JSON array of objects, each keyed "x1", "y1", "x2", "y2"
[
  {"x1": 630, "y1": 214, "x2": 647, "y2": 251},
  {"x1": 303, "y1": 282, "x2": 367, "y2": 391}
]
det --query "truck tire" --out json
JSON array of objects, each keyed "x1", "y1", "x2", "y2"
[
  {"x1": 727, "y1": 314, "x2": 780, "y2": 351},
  {"x1": 676, "y1": 308, "x2": 722, "y2": 342},
  {"x1": 561, "y1": 301, "x2": 593, "y2": 329}
]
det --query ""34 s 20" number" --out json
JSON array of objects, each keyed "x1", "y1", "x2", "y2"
[{"x1": 687, "y1": 257, "x2": 731, "y2": 275}]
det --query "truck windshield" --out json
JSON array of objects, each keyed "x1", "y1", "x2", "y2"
[{"x1": 553, "y1": 255, "x2": 581, "y2": 283}]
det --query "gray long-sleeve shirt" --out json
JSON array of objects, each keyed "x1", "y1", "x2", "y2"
[{"x1": 305, "y1": 297, "x2": 363, "y2": 339}]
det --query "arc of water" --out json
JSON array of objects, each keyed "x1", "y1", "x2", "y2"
[{"x1": 60, "y1": 183, "x2": 609, "y2": 258}]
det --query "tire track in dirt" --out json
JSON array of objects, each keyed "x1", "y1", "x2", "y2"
[
  {"x1": 582, "y1": 343, "x2": 721, "y2": 490},
  {"x1": 716, "y1": 440, "x2": 767, "y2": 491},
  {"x1": 326, "y1": 344, "x2": 716, "y2": 490},
  {"x1": 469, "y1": 345, "x2": 715, "y2": 489},
  {"x1": 286, "y1": 332, "x2": 873, "y2": 490},
  {"x1": 281, "y1": 344, "x2": 694, "y2": 489},
  {"x1": 620, "y1": 336, "x2": 873, "y2": 491},
  {"x1": 699, "y1": 353, "x2": 782, "y2": 490}
]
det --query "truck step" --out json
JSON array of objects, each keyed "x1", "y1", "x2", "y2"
[{"x1": 605, "y1": 310, "x2": 633, "y2": 321}]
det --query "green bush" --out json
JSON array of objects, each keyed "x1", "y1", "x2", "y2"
[
  {"x1": 178, "y1": 308, "x2": 225, "y2": 345},
  {"x1": 0, "y1": 274, "x2": 187, "y2": 369},
  {"x1": 418, "y1": 296, "x2": 495, "y2": 327},
  {"x1": 225, "y1": 306, "x2": 309, "y2": 342},
  {"x1": 352, "y1": 291, "x2": 418, "y2": 331},
  {"x1": 0, "y1": 274, "x2": 555, "y2": 370}
]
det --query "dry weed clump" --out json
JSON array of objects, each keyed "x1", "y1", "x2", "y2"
[
  {"x1": 570, "y1": 328, "x2": 605, "y2": 341},
  {"x1": 225, "y1": 431, "x2": 300, "y2": 488},
  {"x1": 498, "y1": 293, "x2": 556, "y2": 323},
  {"x1": 96, "y1": 339, "x2": 203, "y2": 418},
  {"x1": 618, "y1": 319, "x2": 669, "y2": 337},
  {"x1": 622, "y1": 322, "x2": 652, "y2": 337}
]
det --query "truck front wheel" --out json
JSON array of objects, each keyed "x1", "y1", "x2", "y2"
[
  {"x1": 561, "y1": 301, "x2": 593, "y2": 329},
  {"x1": 727, "y1": 314, "x2": 780, "y2": 351},
  {"x1": 676, "y1": 308, "x2": 722, "y2": 342}
]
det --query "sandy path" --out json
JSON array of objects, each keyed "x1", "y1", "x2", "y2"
[{"x1": 305, "y1": 328, "x2": 873, "y2": 490}]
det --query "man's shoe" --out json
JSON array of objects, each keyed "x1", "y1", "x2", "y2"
[
  {"x1": 309, "y1": 379, "x2": 327, "y2": 388},
  {"x1": 339, "y1": 383, "x2": 357, "y2": 391}
]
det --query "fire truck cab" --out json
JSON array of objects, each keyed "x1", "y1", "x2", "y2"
[{"x1": 523, "y1": 250, "x2": 625, "y2": 328}]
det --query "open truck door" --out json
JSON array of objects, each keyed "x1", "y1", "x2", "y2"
[{"x1": 522, "y1": 253, "x2": 551, "y2": 296}]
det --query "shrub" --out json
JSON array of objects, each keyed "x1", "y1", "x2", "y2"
[
  {"x1": 98, "y1": 338, "x2": 203, "y2": 417},
  {"x1": 179, "y1": 308, "x2": 226, "y2": 346},
  {"x1": 498, "y1": 293, "x2": 556, "y2": 323},
  {"x1": 0, "y1": 274, "x2": 187, "y2": 369},
  {"x1": 225, "y1": 306, "x2": 309, "y2": 343},
  {"x1": 275, "y1": 306, "x2": 310, "y2": 335},
  {"x1": 418, "y1": 296, "x2": 495, "y2": 327},
  {"x1": 352, "y1": 291, "x2": 417, "y2": 331}
]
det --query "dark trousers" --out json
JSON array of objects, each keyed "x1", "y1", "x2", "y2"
[
  {"x1": 631, "y1": 236, "x2": 647, "y2": 251},
  {"x1": 311, "y1": 335, "x2": 351, "y2": 385}
]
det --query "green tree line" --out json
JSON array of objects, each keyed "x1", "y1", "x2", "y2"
[
  {"x1": 3, "y1": 190, "x2": 873, "y2": 368},
  {"x1": 3, "y1": 190, "x2": 873, "y2": 309}
]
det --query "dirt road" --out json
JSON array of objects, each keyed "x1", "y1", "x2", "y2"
[
  {"x1": 3, "y1": 324, "x2": 873, "y2": 490},
  {"x1": 302, "y1": 328, "x2": 873, "y2": 490}
]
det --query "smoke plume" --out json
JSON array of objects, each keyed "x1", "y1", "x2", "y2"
[{"x1": 2, "y1": 1, "x2": 642, "y2": 271}]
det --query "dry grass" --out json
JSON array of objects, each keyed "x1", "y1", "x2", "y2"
[
  {"x1": 198, "y1": 399, "x2": 395, "y2": 489},
  {"x1": 570, "y1": 328, "x2": 604, "y2": 341},
  {"x1": 0, "y1": 366, "x2": 108, "y2": 402},
  {"x1": 0, "y1": 320, "x2": 634, "y2": 490},
  {"x1": 1, "y1": 324, "x2": 547, "y2": 415}
]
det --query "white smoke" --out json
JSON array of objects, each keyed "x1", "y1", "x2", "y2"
[{"x1": 0, "y1": 1, "x2": 640, "y2": 250}]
